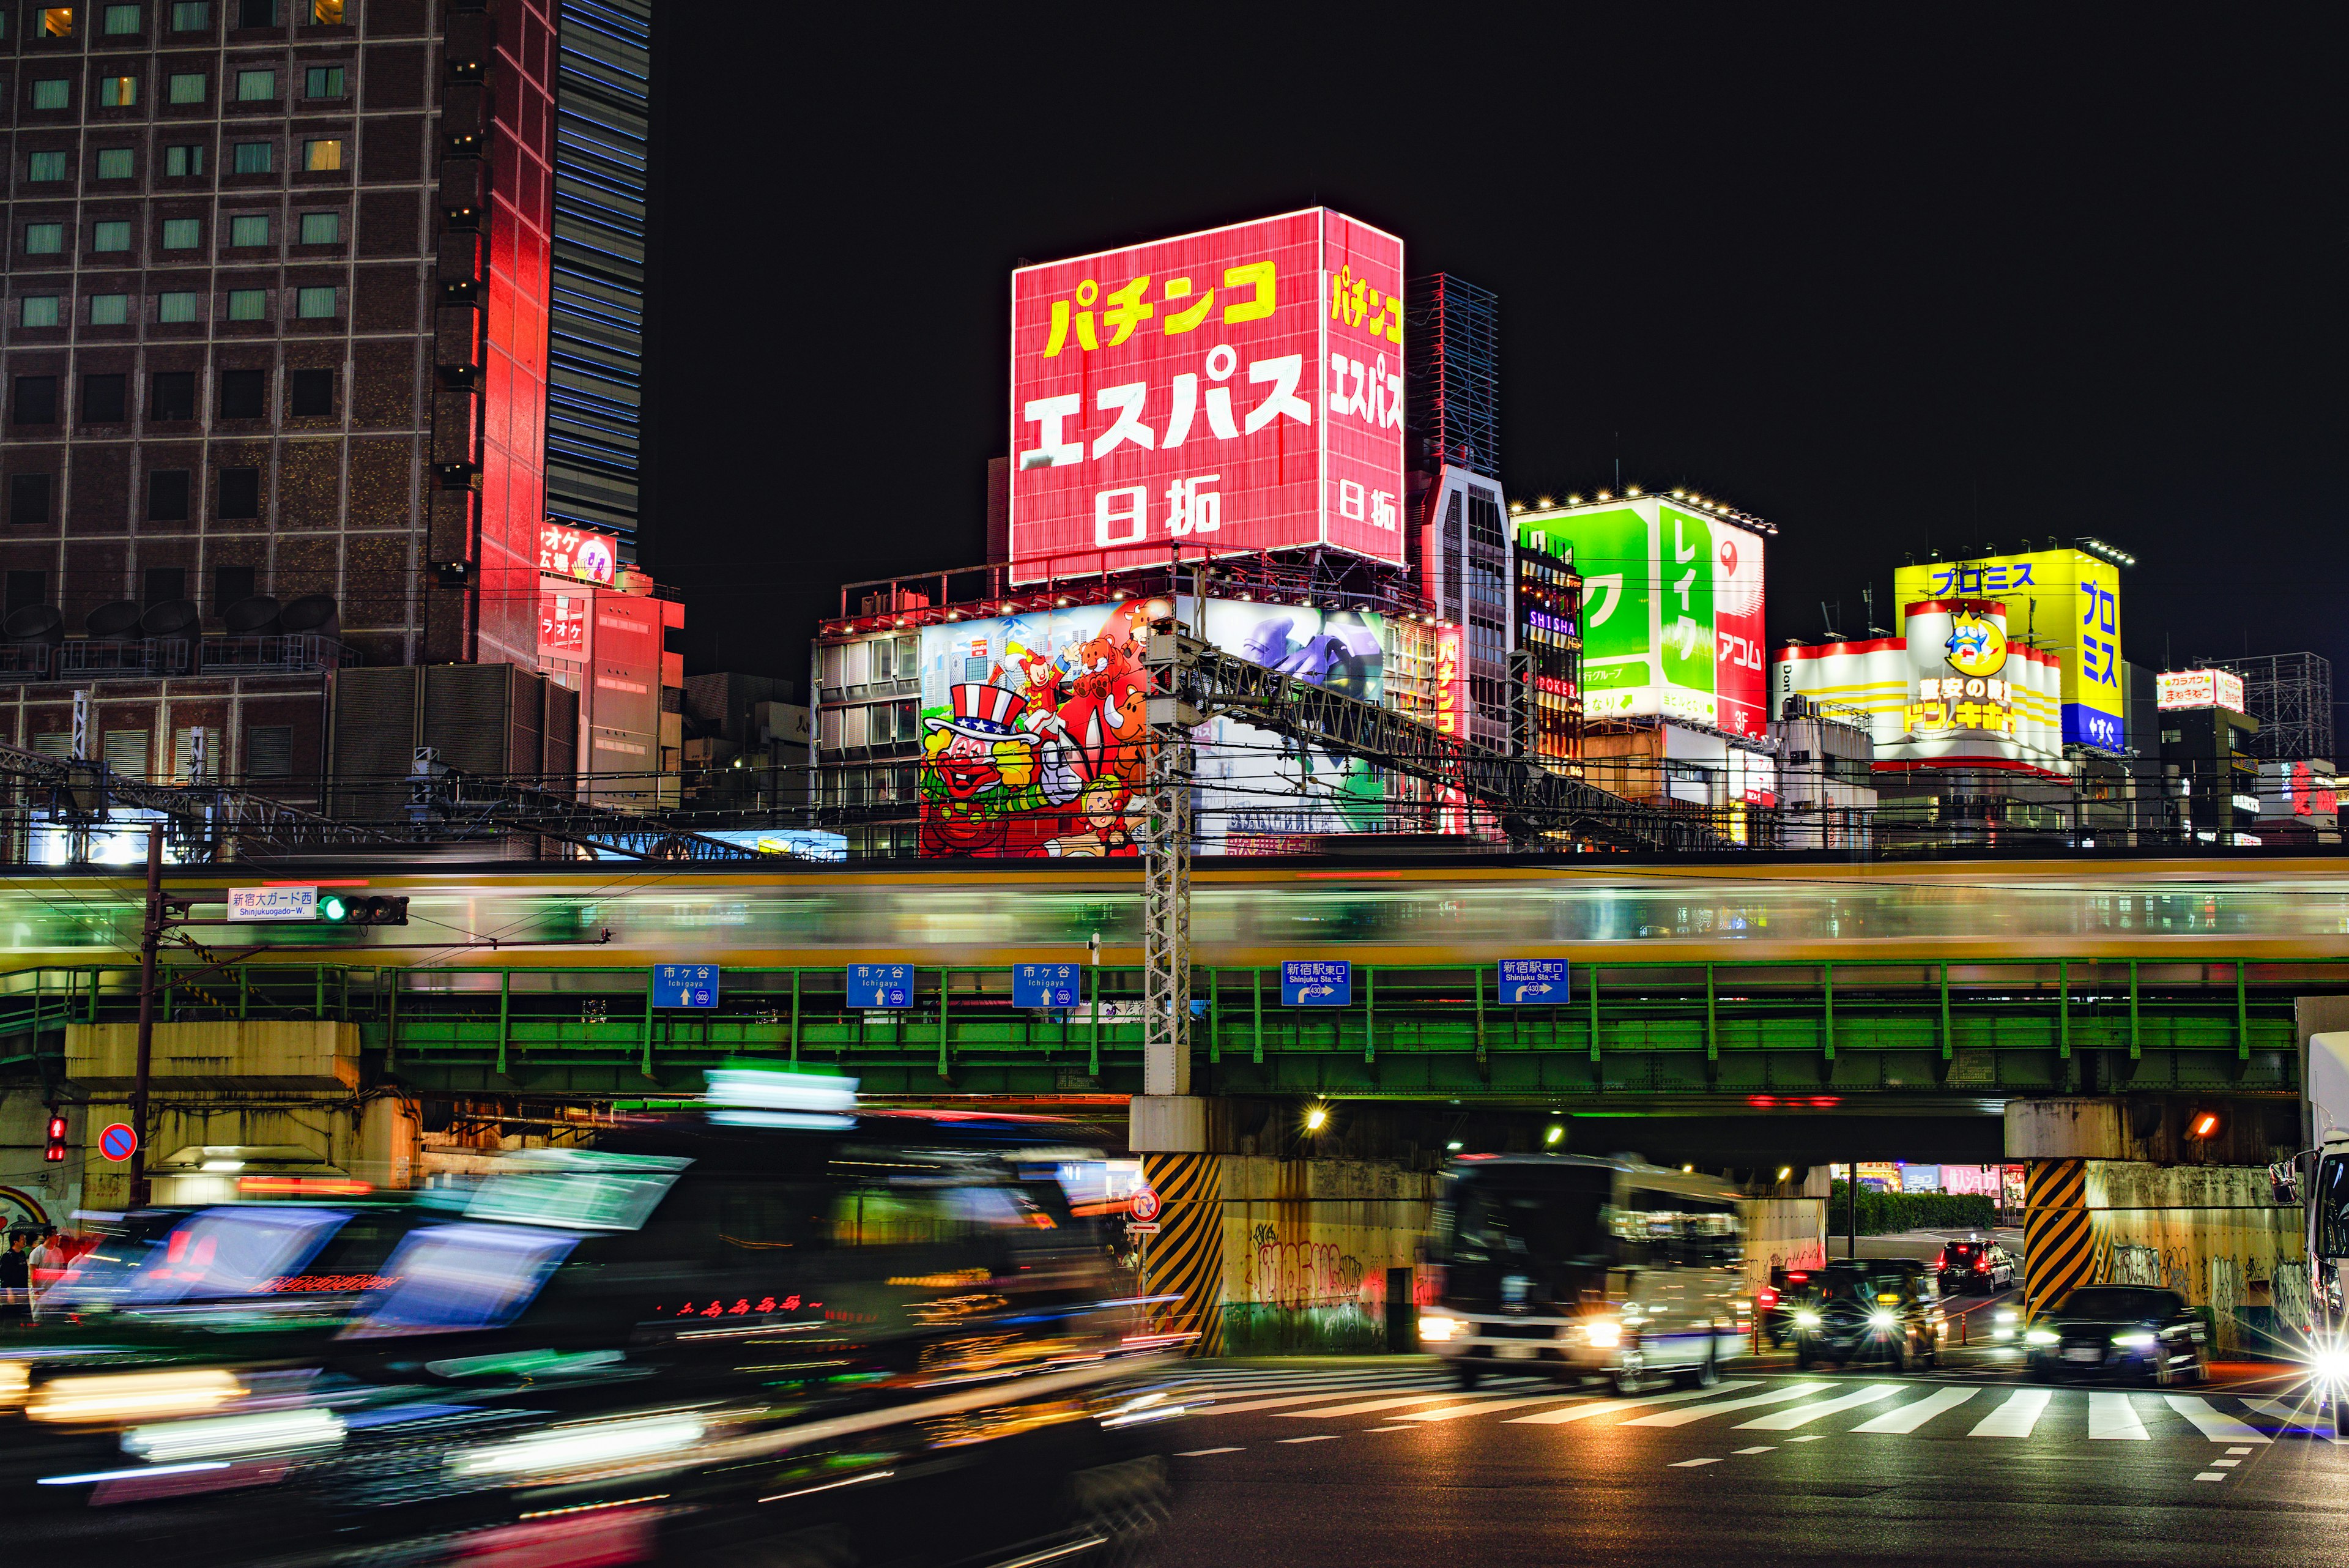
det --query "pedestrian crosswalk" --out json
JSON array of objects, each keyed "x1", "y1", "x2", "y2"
[{"x1": 1174, "y1": 1365, "x2": 2307, "y2": 1444}]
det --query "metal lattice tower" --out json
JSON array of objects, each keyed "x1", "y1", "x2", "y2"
[
  {"x1": 2212, "y1": 652, "x2": 2334, "y2": 761},
  {"x1": 1406, "y1": 275, "x2": 1500, "y2": 479},
  {"x1": 1139, "y1": 732, "x2": 1195, "y2": 1096}
]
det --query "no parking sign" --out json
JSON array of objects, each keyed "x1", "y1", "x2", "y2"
[{"x1": 98, "y1": 1123, "x2": 137, "y2": 1162}]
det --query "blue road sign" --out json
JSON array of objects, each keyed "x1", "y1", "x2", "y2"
[
  {"x1": 1014, "y1": 964, "x2": 1083, "y2": 1009},
  {"x1": 1497, "y1": 959, "x2": 1570, "y2": 1006},
  {"x1": 651, "y1": 964, "x2": 721, "y2": 1009},
  {"x1": 1282, "y1": 960, "x2": 1352, "y2": 1006},
  {"x1": 847, "y1": 963, "x2": 914, "y2": 1009}
]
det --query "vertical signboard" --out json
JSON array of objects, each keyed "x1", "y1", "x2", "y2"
[
  {"x1": 1008, "y1": 209, "x2": 1405, "y2": 583},
  {"x1": 1569, "y1": 506, "x2": 1657, "y2": 723},
  {"x1": 1712, "y1": 524, "x2": 1767, "y2": 739},
  {"x1": 588, "y1": 590, "x2": 661, "y2": 777}
]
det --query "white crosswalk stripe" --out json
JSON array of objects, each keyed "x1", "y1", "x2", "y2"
[
  {"x1": 1735, "y1": 1384, "x2": 1903, "y2": 1430},
  {"x1": 1622, "y1": 1383, "x2": 1831, "y2": 1427},
  {"x1": 2088, "y1": 1392, "x2": 2148, "y2": 1440},
  {"x1": 1969, "y1": 1388, "x2": 2053, "y2": 1436},
  {"x1": 1396, "y1": 1395, "x2": 1594, "y2": 1422},
  {"x1": 2162, "y1": 1394, "x2": 2271, "y2": 1443},
  {"x1": 1507, "y1": 1382, "x2": 1761, "y2": 1424},
  {"x1": 1853, "y1": 1386, "x2": 1980, "y2": 1434},
  {"x1": 1178, "y1": 1369, "x2": 2283, "y2": 1444},
  {"x1": 1274, "y1": 1391, "x2": 1502, "y2": 1419}
]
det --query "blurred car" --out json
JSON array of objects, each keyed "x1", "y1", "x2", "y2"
[
  {"x1": 1934, "y1": 1236, "x2": 2017, "y2": 1295},
  {"x1": 2024, "y1": 1284, "x2": 2209, "y2": 1384},
  {"x1": 0, "y1": 1076, "x2": 1181, "y2": 1568},
  {"x1": 1791, "y1": 1260, "x2": 1944, "y2": 1371},
  {"x1": 1760, "y1": 1266, "x2": 1820, "y2": 1349}
]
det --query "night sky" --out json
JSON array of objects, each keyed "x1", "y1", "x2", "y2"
[{"x1": 644, "y1": 11, "x2": 2347, "y2": 718}]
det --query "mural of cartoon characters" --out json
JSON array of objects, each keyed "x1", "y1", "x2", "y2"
[
  {"x1": 918, "y1": 604, "x2": 1156, "y2": 859},
  {"x1": 918, "y1": 683, "x2": 1052, "y2": 857}
]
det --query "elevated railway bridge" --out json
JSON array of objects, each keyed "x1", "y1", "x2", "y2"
[{"x1": 0, "y1": 855, "x2": 2337, "y2": 1108}]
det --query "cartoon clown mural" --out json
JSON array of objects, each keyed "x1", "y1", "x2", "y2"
[
  {"x1": 918, "y1": 682, "x2": 1052, "y2": 856},
  {"x1": 916, "y1": 604, "x2": 1157, "y2": 858}
]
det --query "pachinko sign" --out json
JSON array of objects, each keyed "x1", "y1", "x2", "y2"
[{"x1": 1008, "y1": 209, "x2": 1406, "y2": 583}]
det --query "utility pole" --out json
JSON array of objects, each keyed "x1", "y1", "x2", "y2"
[{"x1": 127, "y1": 823, "x2": 163, "y2": 1208}]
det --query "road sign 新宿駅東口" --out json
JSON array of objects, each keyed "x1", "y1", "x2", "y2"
[
  {"x1": 651, "y1": 965, "x2": 721, "y2": 1008},
  {"x1": 1282, "y1": 960, "x2": 1352, "y2": 1006},
  {"x1": 1012, "y1": 964, "x2": 1082, "y2": 1009},
  {"x1": 847, "y1": 964, "x2": 914, "y2": 1009},
  {"x1": 1497, "y1": 959, "x2": 1570, "y2": 1005}
]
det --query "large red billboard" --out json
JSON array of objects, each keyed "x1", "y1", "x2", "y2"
[{"x1": 1009, "y1": 209, "x2": 1406, "y2": 584}]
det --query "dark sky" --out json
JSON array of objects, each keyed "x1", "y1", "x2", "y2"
[{"x1": 643, "y1": 10, "x2": 2347, "y2": 715}]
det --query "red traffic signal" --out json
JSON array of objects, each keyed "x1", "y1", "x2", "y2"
[{"x1": 43, "y1": 1113, "x2": 66, "y2": 1162}]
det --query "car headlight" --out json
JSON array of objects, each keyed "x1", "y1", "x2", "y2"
[
  {"x1": 2112, "y1": 1332, "x2": 2157, "y2": 1350},
  {"x1": 1793, "y1": 1310, "x2": 1821, "y2": 1331},
  {"x1": 1869, "y1": 1309, "x2": 1898, "y2": 1330},
  {"x1": 1419, "y1": 1313, "x2": 1460, "y2": 1343},
  {"x1": 1581, "y1": 1318, "x2": 1624, "y2": 1349},
  {"x1": 2309, "y1": 1346, "x2": 2349, "y2": 1383},
  {"x1": 2025, "y1": 1327, "x2": 2060, "y2": 1347}
]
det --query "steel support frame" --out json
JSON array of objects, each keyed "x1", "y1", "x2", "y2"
[{"x1": 1140, "y1": 734, "x2": 1194, "y2": 1096}]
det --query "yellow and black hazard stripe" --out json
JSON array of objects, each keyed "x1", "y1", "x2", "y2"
[
  {"x1": 2022, "y1": 1157, "x2": 2102, "y2": 1318},
  {"x1": 1140, "y1": 1153, "x2": 1223, "y2": 1358}
]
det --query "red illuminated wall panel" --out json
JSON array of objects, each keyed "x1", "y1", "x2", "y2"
[{"x1": 477, "y1": 0, "x2": 558, "y2": 668}]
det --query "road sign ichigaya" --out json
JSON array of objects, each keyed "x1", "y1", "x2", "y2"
[
  {"x1": 1012, "y1": 964, "x2": 1083, "y2": 1009},
  {"x1": 651, "y1": 965, "x2": 720, "y2": 1009},
  {"x1": 98, "y1": 1122, "x2": 138, "y2": 1162},
  {"x1": 846, "y1": 964, "x2": 914, "y2": 1009}
]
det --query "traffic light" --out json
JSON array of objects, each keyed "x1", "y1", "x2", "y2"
[
  {"x1": 319, "y1": 893, "x2": 409, "y2": 926},
  {"x1": 43, "y1": 1112, "x2": 67, "y2": 1162}
]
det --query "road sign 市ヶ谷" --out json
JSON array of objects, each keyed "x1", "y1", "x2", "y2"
[
  {"x1": 1497, "y1": 959, "x2": 1570, "y2": 1005},
  {"x1": 1012, "y1": 964, "x2": 1082, "y2": 1009},
  {"x1": 847, "y1": 964, "x2": 913, "y2": 1009},
  {"x1": 651, "y1": 965, "x2": 721, "y2": 1009},
  {"x1": 1282, "y1": 960, "x2": 1352, "y2": 1006}
]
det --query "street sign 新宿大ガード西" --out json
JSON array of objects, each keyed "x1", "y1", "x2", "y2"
[
  {"x1": 229, "y1": 886, "x2": 317, "y2": 921},
  {"x1": 1498, "y1": 959, "x2": 1570, "y2": 1005},
  {"x1": 1282, "y1": 960, "x2": 1352, "y2": 1006},
  {"x1": 847, "y1": 965, "x2": 914, "y2": 1009},
  {"x1": 1013, "y1": 964, "x2": 1083, "y2": 1009},
  {"x1": 651, "y1": 965, "x2": 720, "y2": 1009}
]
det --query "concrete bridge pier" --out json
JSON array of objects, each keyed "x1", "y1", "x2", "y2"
[{"x1": 2007, "y1": 1094, "x2": 2304, "y2": 1351}]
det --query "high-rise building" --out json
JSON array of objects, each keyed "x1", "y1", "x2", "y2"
[
  {"x1": 1405, "y1": 273, "x2": 1497, "y2": 479},
  {"x1": 0, "y1": 0, "x2": 557, "y2": 797},
  {"x1": 543, "y1": 0, "x2": 645, "y2": 555},
  {"x1": 1512, "y1": 527, "x2": 1580, "y2": 765}
]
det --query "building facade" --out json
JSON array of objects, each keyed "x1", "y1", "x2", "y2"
[
  {"x1": 543, "y1": 0, "x2": 644, "y2": 554},
  {"x1": 0, "y1": 0, "x2": 557, "y2": 793},
  {"x1": 1512, "y1": 527, "x2": 1580, "y2": 765}
]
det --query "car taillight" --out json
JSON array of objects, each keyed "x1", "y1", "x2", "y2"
[{"x1": 1975, "y1": 1259, "x2": 1989, "y2": 1271}]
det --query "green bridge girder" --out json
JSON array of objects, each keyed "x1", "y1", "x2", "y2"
[{"x1": 0, "y1": 957, "x2": 2325, "y2": 1105}]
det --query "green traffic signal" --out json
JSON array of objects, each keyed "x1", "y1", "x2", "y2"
[{"x1": 313, "y1": 893, "x2": 407, "y2": 927}]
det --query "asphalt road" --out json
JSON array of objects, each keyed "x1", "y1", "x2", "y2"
[{"x1": 1154, "y1": 1354, "x2": 2349, "y2": 1567}]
